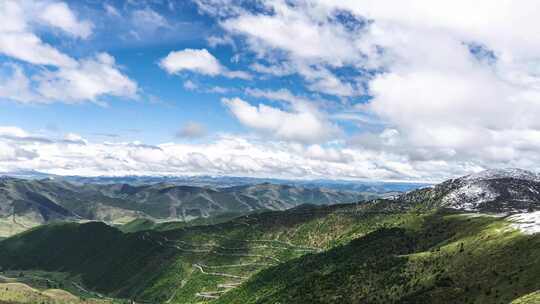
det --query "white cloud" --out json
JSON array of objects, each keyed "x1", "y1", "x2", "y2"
[
  {"x1": 131, "y1": 8, "x2": 169, "y2": 32},
  {"x1": 250, "y1": 62, "x2": 294, "y2": 77},
  {"x1": 196, "y1": 1, "x2": 365, "y2": 96},
  {"x1": 63, "y1": 133, "x2": 87, "y2": 145},
  {"x1": 245, "y1": 88, "x2": 302, "y2": 104},
  {"x1": 183, "y1": 80, "x2": 199, "y2": 91},
  {"x1": 194, "y1": 0, "x2": 540, "y2": 173},
  {"x1": 0, "y1": 126, "x2": 30, "y2": 138},
  {"x1": 159, "y1": 49, "x2": 223, "y2": 75},
  {"x1": 0, "y1": 0, "x2": 138, "y2": 104},
  {"x1": 176, "y1": 121, "x2": 207, "y2": 139},
  {"x1": 0, "y1": 31, "x2": 77, "y2": 68},
  {"x1": 7, "y1": 125, "x2": 540, "y2": 181},
  {"x1": 299, "y1": 65, "x2": 359, "y2": 96},
  {"x1": 0, "y1": 53, "x2": 138, "y2": 104},
  {"x1": 207, "y1": 35, "x2": 235, "y2": 48},
  {"x1": 36, "y1": 53, "x2": 138, "y2": 103},
  {"x1": 220, "y1": 3, "x2": 358, "y2": 65},
  {"x1": 222, "y1": 97, "x2": 341, "y2": 144},
  {"x1": 104, "y1": 4, "x2": 121, "y2": 18},
  {"x1": 0, "y1": 64, "x2": 39, "y2": 103},
  {"x1": 0, "y1": 125, "x2": 431, "y2": 180},
  {"x1": 0, "y1": 0, "x2": 92, "y2": 67},
  {"x1": 37, "y1": 2, "x2": 93, "y2": 39},
  {"x1": 159, "y1": 48, "x2": 251, "y2": 79}
]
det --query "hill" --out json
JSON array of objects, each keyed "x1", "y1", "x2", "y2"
[
  {"x1": 2, "y1": 170, "x2": 426, "y2": 192},
  {"x1": 0, "y1": 281, "x2": 114, "y2": 304},
  {"x1": 214, "y1": 169, "x2": 540, "y2": 303},
  {"x1": 397, "y1": 168, "x2": 540, "y2": 212},
  {"x1": 1, "y1": 168, "x2": 539, "y2": 303},
  {"x1": 216, "y1": 209, "x2": 540, "y2": 303},
  {"x1": 0, "y1": 177, "x2": 366, "y2": 237},
  {"x1": 0, "y1": 201, "x2": 425, "y2": 303}
]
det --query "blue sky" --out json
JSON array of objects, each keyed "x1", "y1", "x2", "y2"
[
  {"x1": 0, "y1": 0, "x2": 363, "y2": 144},
  {"x1": 2, "y1": 0, "x2": 540, "y2": 181}
]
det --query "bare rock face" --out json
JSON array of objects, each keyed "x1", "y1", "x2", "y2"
[{"x1": 397, "y1": 168, "x2": 540, "y2": 213}]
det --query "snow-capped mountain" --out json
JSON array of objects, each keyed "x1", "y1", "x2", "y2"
[{"x1": 397, "y1": 168, "x2": 540, "y2": 213}]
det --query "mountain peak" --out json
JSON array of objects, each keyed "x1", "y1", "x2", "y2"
[
  {"x1": 398, "y1": 168, "x2": 540, "y2": 213},
  {"x1": 461, "y1": 168, "x2": 539, "y2": 182}
]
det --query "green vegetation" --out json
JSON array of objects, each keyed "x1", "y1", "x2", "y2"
[
  {"x1": 0, "y1": 221, "x2": 177, "y2": 300},
  {"x1": 216, "y1": 210, "x2": 540, "y2": 304},
  {"x1": 0, "y1": 177, "x2": 366, "y2": 238},
  {"x1": 0, "y1": 203, "x2": 407, "y2": 303},
  {"x1": 0, "y1": 200, "x2": 539, "y2": 304},
  {"x1": 512, "y1": 291, "x2": 540, "y2": 304},
  {"x1": 0, "y1": 281, "x2": 116, "y2": 304},
  {"x1": 119, "y1": 211, "x2": 250, "y2": 233}
]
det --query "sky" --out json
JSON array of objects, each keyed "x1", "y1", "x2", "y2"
[{"x1": 1, "y1": 0, "x2": 540, "y2": 181}]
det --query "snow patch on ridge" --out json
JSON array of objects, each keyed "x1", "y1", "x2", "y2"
[
  {"x1": 463, "y1": 168, "x2": 540, "y2": 182},
  {"x1": 442, "y1": 182, "x2": 498, "y2": 211},
  {"x1": 508, "y1": 211, "x2": 540, "y2": 235}
]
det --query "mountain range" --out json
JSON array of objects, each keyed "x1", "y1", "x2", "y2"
[
  {"x1": 1, "y1": 170, "x2": 428, "y2": 192},
  {"x1": 0, "y1": 177, "x2": 367, "y2": 238},
  {"x1": 0, "y1": 168, "x2": 539, "y2": 304}
]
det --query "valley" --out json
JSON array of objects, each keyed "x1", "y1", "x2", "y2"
[
  {"x1": 0, "y1": 169, "x2": 540, "y2": 303},
  {"x1": 0, "y1": 177, "x2": 375, "y2": 238}
]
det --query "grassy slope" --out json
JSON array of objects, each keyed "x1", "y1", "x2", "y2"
[
  {"x1": 0, "y1": 222, "x2": 177, "y2": 300},
  {"x1": 130, "y1": 204, "x2": 424, "y2": 303},
  {"x1": 512, "y1": 291, "x2": 540, "y2": 303},
  {"x1": 0, "y1": 203, "x2": 410, "y2": 303},
  {"x1": 119, "y1": 211, "x2": 250, "y2": 233},
  {"x1": 1, "y1": 202, "x2": 539, "y2": 304},
  {"x1": 215, "y1": 210, "x2": 540, "y2": 304},
  {"x1": 0, "y1": 282, "x2": 114, "y2": 304}
]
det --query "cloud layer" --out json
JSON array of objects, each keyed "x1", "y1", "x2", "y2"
[
  {"x1": 190, "y1": 0, "x2": 540, "y2": 177},
  {"x1": 3, "y1": 0, "x2": 540, "y2": 181},
  {"x1": 0, "y1": 125, "x2": 467, "y2": 181}
]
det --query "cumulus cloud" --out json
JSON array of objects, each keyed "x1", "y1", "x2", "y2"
[
  {"x1": 183, "y1": 80, "x2": 199, "y2": 91},
  {"x1": 104, "y1": 4, "x2": 121, "y2": 18},
  {"x1": 37, "y1": 1, "x2": 93, "y2": 39},
  {"x1": 0, "y1": 0, "x2": 91, "y2": 67},
  {"x1": 159, "y1": 48, "x2": 251, "y2": 79},
  {"x1": 0, "y1": 54, "x2": 138, "y2": 104},
  {"x1": 0, "y1": 125, "x2": 438, "y2": 180},
  {"x1": 176, "y1": 121, "x2": 207, "y2": 139},
  {"x1": 193, "y1": 0, "x2": 540, "y2": 174},
  {"x1": 220, "y1": 3, "x2": 359, "y2": 65},
  {"x1": 130, "y1": 7, "x2": 170, "y2": 36},
  {"x1": 5, "y1": 0, "x2": 540, "y2": 181},
  {"x1": 0, "y1": 1, "x2": 138, "y2": 104},
  {"x1": 36, "y1": 53, "x2": 138, "y2": 102},
  {"x1": 0, "y1": 64, "x2": 39, "y2": 103},
  {"x1": 222, "y1": 97, "x2": 341, "y2": 144},
  {"x1": 6, "y1": 125, "x2": 540, "y2": 181},
  {"x1": 211, "y1": 1, "x2": 364, "y2": 96},
  {"x1": 0, "y1": 31, "x2": 77, "y2": 68}
]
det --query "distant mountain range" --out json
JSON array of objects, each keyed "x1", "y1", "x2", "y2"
[
  {"x1": 1, "y1": 168, "x2": 540, "y2": 304},
  {"x1": 0, "y1": 176, "x2": 371, "y2": 237},
  {"x1": 0, "y1": 169, "x2": 428, "y2": 192}
]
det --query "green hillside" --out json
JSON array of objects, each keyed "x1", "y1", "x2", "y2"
[
  {"x1": 0, "y1": 282, "x2": 114, "y2": 304},
  {"x1": 215, "y1": 210, "x2": 540, "y2": 304},
  {"x1": 0, "y1": 177, "x2": 367, "y2": 238},
  {"x1": 0, "y1": 194, "x2": 539, "y2": 303},
  {"x1": 0, "y1": 203, "x2": 384, "y2": 303},
  {"x1": 0, "y1": 221, "x2": 177, "y2": 299}
]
